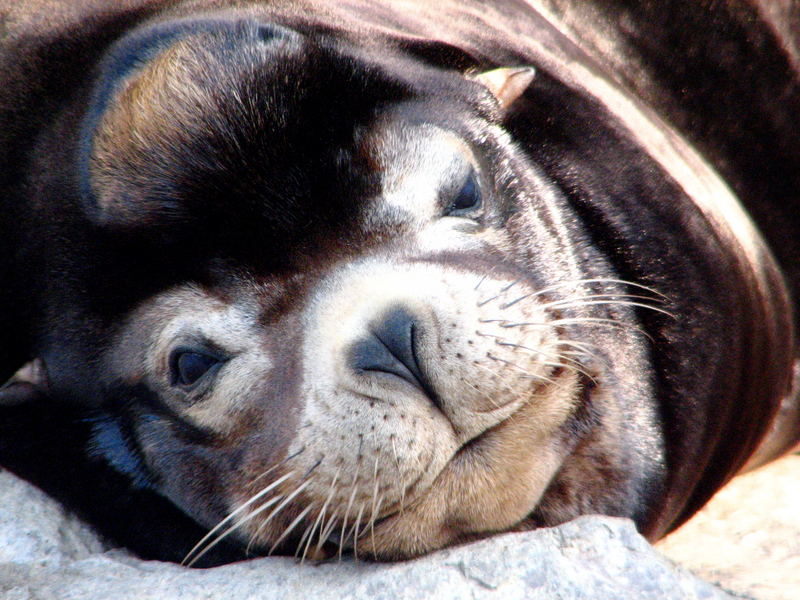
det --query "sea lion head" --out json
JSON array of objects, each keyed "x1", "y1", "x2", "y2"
[{"x1": 67, "y1": 13, "x2": 665, "y2": 562}]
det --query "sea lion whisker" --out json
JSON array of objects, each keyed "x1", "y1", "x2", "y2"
[
  {"x1": 556, "y1": 340, "x2": 609, "y2": 366},
  {"x1": 556, "y1": 352, "x2": 605, "y2": 376},
  {"x1": 531, "y1": 278, "x2": 670, "y2": 300},
  {"x1": 475, "y1": 329, "x2": 500, "y2": 337},
  {"x1": 494, "y1": 339, "x2": 600, "y2": 377},
  {"x1": 486, "y1": 353, "x2": 556, "y2": 384},
  {"x1": 544, "y1": 299, "x2": 676, "y2": 318},
  {"x1": 368, "y1": 454, "x2": 380, "y2": 535},
  {"x1": 554, "y1": 292, "x2": 669, "y2": 304},
  {"x1": 312, "y1": 467, "x2": 342, "y2": 554},
  {"x1": 268, "y1": 504, "x2": 315, "y2": 556},
  {"x1": 351, "y1": 503, "x2": 365, "y2": 561},
  {"x1": 244, "y1": 480, "x2": 317, "y2": 559},
  {"x1": 249, "y1": 478, "x2": 314, "y2": 542},
  {"x1": 475, "y1": 329, "x2": 552, "y2": 341},
  {"x1": 251, "y1": 447, "x2": 305, "y2": 485},
  {"x1": 250, "y1": 464, "x2": 283, "y2": 487},
  {"x1": 540, "y1": 293, "x2": 668, "y2": 313},
  {"x1": 318, "y1": 507, "x2": 342, "y2": 553},
  {"x1": 474, "y1": 275, "x2": 488, "y2": 290},
  {"x1": 547, "y1": 317, "x2": 636, "y2": 328},
  {"x1": 498, "y1": 292, "x2": 534, "y2": 309},
  {"x1": 549, "y1": 361, "x2": 596, "y2": 384},
  {"x1": 186, "y1": 493, "x2": 284, "y2": 567},
  {"x1": 497, "y1": 321, "x2": 548, "y2": 329},
  {"x1": 245, "y1": 494, "x2": 288, "y2": 555},
  {"x1": 479, "y1": 328, "x2": 602, "y2": 378},
  {"x1": 517, "y1": 373, "x2": 558, "y2": 386},
  {"x1": 301, "y1": 456, "x2": 324, "y2": 480},
  {"x1": 471, "y1": 361, "x2": 530, "y2": 396},
  {"x1": 338, "y1": 472, "x2": 360, "y2": 560},
  {"x1": 389, "y1": 434, "x2": 406, "y2": 514},
  {"x1": 476, "y1": 293, "x2": 502, "y2": 307},
  {"x1": 463, "y1": 378, "x2": 504, "y2": 409},
  {"x1": 558, "y1": 349, "x2": 599, "y2": 361},
  {"x1": 300, "y1": 464, "x2": 342, "y2": 562},
  {"x1": 555, "y1": 339, "x2": 603, "y2": 353},
  {"x1": 369, "y1": 494, "x2": 385, "y2": 555},
  {"x1": 295, "y1": 517, "x2": 317, "y2": 560},
  {"x1": 512, "y1": 350, "x2": 592, "y2": 379},
  {"x1": 181, "y1": 470, "x2": 294, "y2": 566},
  {"x1": 345, "y1": 503, "x2": 363, "y2": 542},
  {"x1": 478, "y1": 354, "x2": 557, "y2": 388},
  {"x1": 299, "y1": 508, "x2": 324, "y2": 563},
  {"x1": 547, "y1": 317, "x2": 650, "y2": 336},
  {"x1": 494, "y1": 338, "x2": 576, "y2": 361}
]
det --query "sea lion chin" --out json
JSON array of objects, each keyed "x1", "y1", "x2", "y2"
[{"x1": 0, "y1": 1, "x2": 798, "y2": 566}]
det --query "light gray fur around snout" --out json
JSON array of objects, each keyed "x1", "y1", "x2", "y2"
[{"x1": 0, "y1": 469, "x2": 735, "y2": 600}]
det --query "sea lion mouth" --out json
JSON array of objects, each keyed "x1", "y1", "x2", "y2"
[
  {"x1": 312, "y1": 414, "x2": 519, "y2": 559},
  {"x1": 315, "y1": 375, "x2": 567, "y2": 561}
]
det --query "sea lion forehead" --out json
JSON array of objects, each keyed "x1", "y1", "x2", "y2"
[
  {"x1": 83, "y1": 16, "x2": 308, "y2": 224},
  {"x1": 85, "y1": 14, "x2": 303, "y2": 140},
  {"x1": 81, "y1": 15, "x2": 424, "y2": 238}
]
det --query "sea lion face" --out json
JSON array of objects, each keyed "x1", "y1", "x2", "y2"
[{"x1": 80, "y1": 14, "x2": 649, "y2": 561}]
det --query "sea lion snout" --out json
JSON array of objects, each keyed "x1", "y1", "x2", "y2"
[
  {"x1": 349, "y1": 305, "x2": 437, "y2": 404},
  {"x1": 300, "y1": 261, "x2": 563, "y2": 434},
  {"x1": 241, "y1": 259, "x2": 591, "y2": 559}
]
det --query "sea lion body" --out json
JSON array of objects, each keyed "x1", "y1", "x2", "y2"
[{"x1": 0, "y1": 0, "x2": 798, "y2": 564}]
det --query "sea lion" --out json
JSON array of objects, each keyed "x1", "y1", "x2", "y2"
[{"x1": 0, "y1": 0, "x2": 798, "y2": 565}]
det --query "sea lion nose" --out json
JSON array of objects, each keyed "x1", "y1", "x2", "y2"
[{"x1": 350, "y1": 306, "x2": 433, "y2": 397}]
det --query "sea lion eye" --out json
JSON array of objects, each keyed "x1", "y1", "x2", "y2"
[
  {"x1": 169, "y1": 349, "x2": 222, "y2": 388},
  {"x1": 445, "y1": 170, "x2": 482, "y2": 216}
]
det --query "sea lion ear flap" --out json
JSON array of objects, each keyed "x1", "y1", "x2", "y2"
[
  {"x1": 472, "y1": 66, "x2": 536, "y2": 112},
  {"x1": 0, "y1": 359, "x2": 49, "y2": 406}
]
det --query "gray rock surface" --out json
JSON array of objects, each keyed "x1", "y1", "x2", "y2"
[
  {"x1": 0, "y1": 470, "x2": 103, "y2": 566},
  {"x1": 0, "y1": 469, "x2": 736, "y2": 600}
]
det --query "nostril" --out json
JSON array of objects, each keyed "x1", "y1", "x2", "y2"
[
  {"x1": 372, "y1": 307, "x2": 421, "y2": 378},
  {"x1": 349, "y1": 307, "x2": 435, "y2": 399}
]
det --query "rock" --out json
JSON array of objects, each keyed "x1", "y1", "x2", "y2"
[
  {"x1": 0, "y1": 469, "x2": 734, "y2": 600},
  {"x1": 0, "y1": 470, "x2": 104, "y2": 565}
]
